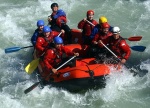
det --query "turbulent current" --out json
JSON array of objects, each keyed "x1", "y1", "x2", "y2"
[{"x1": 0, "y1": 0, "x2": 150, "y2": 108}]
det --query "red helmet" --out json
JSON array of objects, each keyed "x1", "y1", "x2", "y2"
[
  {"x1": 101, "y1": 22, "x2": 110, "y2": 28},
  {"x1": 87, "y1": 10, "x2": 94, "y2": 15}
]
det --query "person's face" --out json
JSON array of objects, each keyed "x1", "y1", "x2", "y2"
[
  {"x1": 44, "y1": 32, "x2": 50, "y2": 38},
  {"x1": 55, "y1": 44, "x2": 62, "y2": 50},
  {"x1": 102, "y1": 28, "x2": 109, "y2": 34},
  {"x1": 52, "y1": 6, "x2": 58, "y2": 12},
  {"x1": 38, "y1": 25, "x2": 44, "y2": 31},
  {"x1": 87, "y1": 14, "x2": 94, "y2": 20},
  {"x1": 113, "y1": 33, "x2": 120, "y2": 39}
]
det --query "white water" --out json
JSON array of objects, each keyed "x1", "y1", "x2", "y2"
[{"x1": 0, "y1": 0, "x2": 150, "y2": 108}]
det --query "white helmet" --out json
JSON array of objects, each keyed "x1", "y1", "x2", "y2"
[{"x1": 112, "y1": 27, "x2": 120, "y2": 34}]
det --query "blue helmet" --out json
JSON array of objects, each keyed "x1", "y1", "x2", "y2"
[
  {"x1": 43, "y1": 26, "x2": 51, "y2": 33},
  {"x1": 54, "y1": 36, "x2": 63, "y2": 44},
  {"x1": 37, "y1": 20, "x2": 44, "y2": 26}
]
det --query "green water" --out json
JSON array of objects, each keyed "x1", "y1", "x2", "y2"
[{"x1": 0, "y1": 0, "x2": 150, "y2": 108}]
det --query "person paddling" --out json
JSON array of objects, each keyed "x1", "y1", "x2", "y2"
[
  {"x1": 90, "y1": 22, "x2": 112, "y2": 60},
  {"x1": 106, "y1": 26, "x2": 131, "y2": 64},
  {"x1": 31, "y1": 20, "x2": 45, "y2": 46},
  {"x1": 90, "y1": 16, "x2": 113, "y2": 39},
  {"x1": 35, "y1": 26, "x2": 64, "y2": 57},
  {"x1": 39, "y1": 36, "x2": 79, "y2": 81},
  {"x1": 48, "y1": 3, "x2": 72, "y2": 44},
  {"x1": 78, "y1": 10, "x2": 98, "y2": 45}
]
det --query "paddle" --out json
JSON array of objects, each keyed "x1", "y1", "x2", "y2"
[
  {"x1": 87, "y1": 19, "x2": 144, "y2": 52},
  {"x1": 100, "y1": 41, "x2": 118, "y2": 59},
  {"x1": 5, "y1": 46, "x2": 33, "y2": 53},
  {"x1": 86, "y1": 19, "x2": 95, "y2": 26},
  {"x1": 124, "y1": 36, "x2": 142, "y2": 41},
  {"x1": 5, "y1": 31, "x2": 62, "y2": 54},
  {"x1": 86, "y1": 20, "x2": 142, "y2": 41},
  {"x1": 130, "y1": 46, "x2": 146, "y2": 52},
  {"x1": 25, "y1": 32, "x2": 63, "y2": 74},
  {"x1": 100, "y1": 42, "x2": 146, "y2": 61},
  {"x1": 100, "y1": 41, "x2": 144, "y2": 76},
  {"x1": 24, "y1": 56, "x2": 76, "y2": 94},
  {"x1": 25, "y1": 58, "x2": 40, "y2": 74},
  {"x1": 99, "y1": 41, "x2": 145, "y2": 53}
]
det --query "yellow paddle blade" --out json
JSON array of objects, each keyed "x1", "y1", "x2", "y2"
[{"x1": 25, "y1": 58, "x2": 40, "y2": 74}]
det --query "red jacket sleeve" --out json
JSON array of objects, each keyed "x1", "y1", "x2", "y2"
[
  {"x1": 61, "y1": 46, "x2": 74, "y2": 56},
  {"x1": 92, "y1": 20, "x2": 98, "y2": 26},
  {"x1": 78, "y1": 20, "x2": 85, "y2": 29},
  {"x1": 35, "y1": 37, "x2": 45, "y2": 52},
  {"x1": 56, "y1": 16, "x2": 67, "y2": 27},
  {"x1": 92, "y1": 33, "x2": 99, "y2": 43},
  {"x1": 43, "y1": 49, "x2": 55, "y2": 70},
  {"x1": 119, "y1": 40, "x2": 131, "y2": 60}
]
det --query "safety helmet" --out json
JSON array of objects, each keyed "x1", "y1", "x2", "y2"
[
  {"x1": 87, "y1": 10, "x2": 94, "y2": 16},
  {"x1": 112, "y1": 27, "x2": 120, "y2": 34},
  {"x1": 53, "y1": 36, "x2": 63, "y2": 44},
  {"x1": 101, "y1": 22, "x2": 110, "y2": 28},
  {"x1": 43, "y1": 26, "x2": 51, "y2": 33},
  {"x1": 51, "y1": 3, "x2": 58, "y2": 9},
  {"x1": 37, "y1": 20, "x2": 44, "y2": 26},
  {"x1": 99, "y1": 16, "x2": 108, "y2": 24}
]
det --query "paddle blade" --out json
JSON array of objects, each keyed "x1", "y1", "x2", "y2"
[
  {"x1": 128, "y1": 36, "x2": 142, "y2": 41},
  {"x1": 25, "y1": 58, "x2": 40, "y2": 74},
  {"x1": 24, "y1": 82, "x2": 40, "y2": 94},
  {"x1": 130, "y1": 46, "x2": 146, "y2": 52},
  {"x1": 5, "y1": 47, "x2": 21, "y2": 53}
]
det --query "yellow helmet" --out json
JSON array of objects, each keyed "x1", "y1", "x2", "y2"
[{"x1": 99, "y1": 16, "x2": 108, "y2": 24}]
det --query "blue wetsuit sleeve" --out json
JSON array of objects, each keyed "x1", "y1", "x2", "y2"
[
  {"x1": 90, "y1": 26, "x2": 99, "y2": 39},
  {"x1": 53, "y1": 9, "x2": 66, "y2": 19},
  {"x1": 31, "y1": 31, "x2": 38, "y2": 46}
]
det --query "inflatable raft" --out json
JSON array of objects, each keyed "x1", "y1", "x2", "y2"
[{"x1": 36, "y1": 43, "x2": 119, "y2": 92}]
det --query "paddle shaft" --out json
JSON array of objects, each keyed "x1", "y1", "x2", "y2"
[
  {"x1": 24, "y1": 56, "x2": 76, "y2": 94},
  {"x1": 100, "y1": 42, "x2": 119, "y2": 60},
  {"x1": 21, "y1": 46, "x2": 34, "y2": 49},
  {"x1": 24, "y1": 82, "x2": 40, "y2": 94},
  {"x1": 5, "y1": 45, "x2": 33, "y2": 53},
  {"x1": 57, "y1": 32, "x2": 62, "y2": 37},
  {"x1": 99, "y1": 42, "x2": 145, "y2": 62},
  {"x1": 86, "y1": 20, "x2": 95, "y2": 26},
  {"x1": 56, "y1": 56, "x2": 76, "y2": 70},
  {"x1": 21, "y1": 46, "x2": 33, "y2": 49}
]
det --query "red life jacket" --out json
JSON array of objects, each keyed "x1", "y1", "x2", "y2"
[
  {"x1": 51, "y1": 12, "x2": 67, "y2": 28},
  {"x1": 78, "y1": 19, "x2": 98, "y2": 36},
  {"x1": 40, "y1": 45, "x2": 73, "y2": 71},
  {"x1": 109, "y1": 36, "x2": 131, "y2": 60},
  {"x1": 92, "y1": 31, "x2": 112, "y2": 48},
  {"x1": 56, "y1": 16, "x2": 67, "y2": 27},
  {"x1": 35, "y1": 31, "x2": 60, "y2": 57},
  {"x1": 39, "y1": 45, "x2": 74, "y2": 79},
  {"x1": 39, "y1": 48, "x2": 62, "y2": 80}
]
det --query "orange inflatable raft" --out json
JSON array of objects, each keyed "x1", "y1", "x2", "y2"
[{"x1": 36, "y1": 42, "x2": 119, "y2": 92}]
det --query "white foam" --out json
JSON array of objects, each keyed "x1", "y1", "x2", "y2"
[
  {"x1": 0, "y1": 0, "x2": 150, "y2": 108},
  {"x1": 0, "y1": 93, "x2": 23, "y2": 108}
]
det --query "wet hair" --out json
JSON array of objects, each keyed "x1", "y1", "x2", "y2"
[{"x1": 51, "y1": 3, "x2": 58, "y2": 9}]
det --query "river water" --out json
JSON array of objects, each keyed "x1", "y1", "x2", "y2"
[{"x1": 0, "y1": 0, "x2": 150, "y2": 108}]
